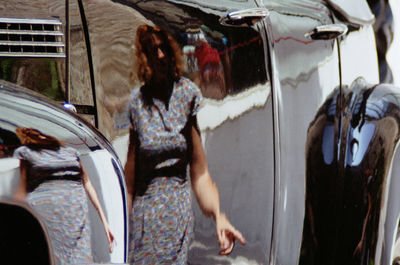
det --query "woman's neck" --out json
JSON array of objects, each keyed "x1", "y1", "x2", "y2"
[{"x1": 149, "y1": 77, "x2": 174, "y2": 104}]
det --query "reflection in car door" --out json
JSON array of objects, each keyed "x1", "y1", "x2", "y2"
[
  {"x1": 263, "y1": 2, "x2": 342, "y2": 264},
  {"x1": 81, "y1": 0, "x2": 276, "y2": 264}
]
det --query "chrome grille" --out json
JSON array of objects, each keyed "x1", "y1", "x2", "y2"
[{"x1": 0, "y1": 18, "x2": 65, "y2": 58}]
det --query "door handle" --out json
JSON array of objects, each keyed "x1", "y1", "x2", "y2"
[
  {"x1": 220, "y1": 8, "x2": 269, "y2": 27},
  {"x1": 305, "y1": 23, "x2": 348, "y2": 40}
]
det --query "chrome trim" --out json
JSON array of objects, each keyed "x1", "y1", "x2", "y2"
[
  {"x1": 304, "y1": 23, "x2": 348, "y2": 40},
  {"x1": 63, "y1": 102, "x2": 77, "y2": 113},
  {"x1": 0, "y1": 41, "x2": 64, "y2": 47},
  {"x1": 0, "y1": 52, "x2": 66, "y2": 58},
  {"x1": 0, "y1": 17, "x2": 64, "y2": 58},
  {"x1": 0, "y1": 29, "x2": 63, "y2": 36},
  {"x1": 0, "y1": 17, "x2": 63, "y2": 25},
  {"x1": 220, "y1": 7, "x2": 269, "y2": 27}
]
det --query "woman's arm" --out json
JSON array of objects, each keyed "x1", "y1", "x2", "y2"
[
  {"x1": 14, "y1": 160, "x2": 28, "y2": 201},
  {"x1": 80, "y1": 162, "x2": 115, "y2": 252},
  {"x1": 124, "y1": 129, "x2": 136, "y2": 216},
  {"x1": 189, "y1": 124, "x2": 246, "y2": 255}
]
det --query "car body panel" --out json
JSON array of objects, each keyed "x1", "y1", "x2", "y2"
[
  {"x1": 301, "y1": 78, "x2": 400, "y2": 265},
  {"x1": 261, "y1": 1, "x2": 341, "y2": 263},
  {"x1": 0, "y1": 81, "x2": 127, "y2": 263},
  {"x1": 0, "y1": 0, "x2": 399, "y2": 264},
  {"x1": 326, "y1": 0, "x2": 375, "y2": 25}
]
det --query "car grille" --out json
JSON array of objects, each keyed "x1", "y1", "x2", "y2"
[{"x1": 0, "y1": 18, "x2": 65, "y2": 58}]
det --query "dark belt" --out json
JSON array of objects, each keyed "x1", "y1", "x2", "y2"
[
  {"x1": 134, "y1": 167, "x2": 187, "y2": 196},
  {"x1": 28, "y1": 174, "x2": 82, "y2": 192},
  {"x1": 49, "y1": 174, "x2": 82, "y2": 182}
]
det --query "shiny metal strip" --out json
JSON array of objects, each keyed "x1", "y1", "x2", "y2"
[
  {"x1": 226, "y1": 8, "x2": 269, "y2": 20},
  {"x1": 0, "y1": 29, "x2": 63, "y2": 36},
  {"x1": 0, "y1": 41, "x2": 64, "y2": 47},
  {"x1": 0, "y1": 52, "x2": 66, "y2": 57},
  {"x1": 0, "y1": 18, "x2": 62, "y2": 25},
  {"x1": 304, "y1": 23, "x2": 348, "y2": 40},
  {"x1": 220, "y1": 7, "x2": 269, "y2": 27}
]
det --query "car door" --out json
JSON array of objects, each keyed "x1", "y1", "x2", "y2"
[{"x1": 260, "y1": 1, "x2": 343, "y2": 264}]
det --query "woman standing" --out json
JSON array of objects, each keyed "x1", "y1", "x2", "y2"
[
  {"x1": 125, "y1": 25, "x2": 245, "y2": 264},
  {"x1": 13, "y1": 127, "x2": 114, "y2": 264}
]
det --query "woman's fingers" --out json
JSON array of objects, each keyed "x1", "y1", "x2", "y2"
[
  {"x1": 107, "y1": 229, "x2": 115, "y2": 253},
  {"x1": 230, "y1": 227, "x2": 246, "y2": 246},
  {"x1": 218, "y1": 229, "x2": 227, "y2": 249},
  {"x1": 216, "y1": 213, "x2": 246, "y2": 255},
  {"x1": 109, "y1": 239, "x2": 114, "y2": 253},
  {"x1": 218, "y1": 233, "x2": 235, "y2": 255}
]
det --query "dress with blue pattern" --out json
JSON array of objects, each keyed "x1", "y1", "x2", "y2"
[
  {"x1": 14, "y1": 145, "x2": 92, "y2": 265},
  {"x1": 128, "y1": 77, "x2": 202, "y2": 264}
]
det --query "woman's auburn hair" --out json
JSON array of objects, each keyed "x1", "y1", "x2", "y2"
[
  {"x1": 16, "y1": 127, "x2": 63, "y2": 150},
  {"x1": 133, "y1": 24, "x2": 184, "y2": 83}
]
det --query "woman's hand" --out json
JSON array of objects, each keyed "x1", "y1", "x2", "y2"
[
  {"x1": 215, "y1": 213, "x2": 246, "y2": 255},
  {"x1": 104, "y1": 223, "x2": 115, "y2": 253}
]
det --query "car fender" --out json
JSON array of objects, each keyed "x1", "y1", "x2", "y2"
[{"x1": 301, "y1": 77, "x2": 400, "y2": 264}]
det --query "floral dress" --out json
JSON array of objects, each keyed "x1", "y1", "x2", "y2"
[
  {"x1": 128, "y1": 77, "x2": 202, "y2": 264},
  {"x1": 14, "y1": 145, "x2": 92, "y2": 265}
]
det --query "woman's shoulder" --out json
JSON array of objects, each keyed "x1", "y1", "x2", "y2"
[
  {"x1": 13, "y1": 145, "x2": 34, "y2": 160},
  {"x1": 128, "y1": 87, "x2": 144, "y2": 110},
  {"x1": 178, "y1": 76, "x2": 199, "y2": 89},
  {"x1": 60, "y1": 146, "x2": 79, "y2": 157},
  {"x1": 176, "y1": 77, "x2": 203, "y2": 116},
  {"x1": 177, "y1": 77, "x2": 202, "y2": 98},
  {"x1": 129, "y1": 87, "x2": 143, "y2": 101}
]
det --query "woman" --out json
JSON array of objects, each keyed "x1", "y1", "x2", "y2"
[
  {"x1": 125, "y1": 25, "x2": 246, "y2": 264},
  {"x1": 13, "y1": 127, "x2": 114, "y2": 264}
]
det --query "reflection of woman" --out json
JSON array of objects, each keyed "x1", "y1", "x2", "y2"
[
  {"x1": 13, "y1": 127, "x2": 114, "y2": 265},
  {"x1": 125, "y1": 25, "x2": 245, "y2": 264}
]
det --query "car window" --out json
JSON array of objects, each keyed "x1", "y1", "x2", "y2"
[
  {"x1": 0, "y1": 57, "x2": 65, "y2": 101},
  {"x1": 183, "y1": 22, "x2": 267, "y2": 99},
  {"x1": 161, "y1": 8, "x2": 268, "y2": 100}
]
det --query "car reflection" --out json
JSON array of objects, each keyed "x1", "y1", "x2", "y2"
[{"x1": 0, "y1": 82, "x2": 127, "y2": 263}]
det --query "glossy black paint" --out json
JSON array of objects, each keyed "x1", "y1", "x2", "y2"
[
  {"x1": 301, "y1": 78, "x2": 400, "y2": 264},
  {"x1": 0, "y1": 198, "x2": 53, "y2": 265}
]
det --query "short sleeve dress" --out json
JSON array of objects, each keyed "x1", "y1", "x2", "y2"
[
  {"x1": 128, "y1": 77, "x2": 203, "y2": 264},
  {"x1": 14, "y1": 145, "x2": 92, "y2": 265}
]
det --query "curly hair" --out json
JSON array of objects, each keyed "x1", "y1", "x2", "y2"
[
  {"x1": 133, "y1": 25, "x2": 183, "y2": 83},
  {"x1": 16, "y1": 127, "x2": 62, "y2": 150}
]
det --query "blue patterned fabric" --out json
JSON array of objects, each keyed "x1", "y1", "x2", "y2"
[
  {"x1": 129, "y1": 177, "x2": 193, "y2": 264},
  {"x1": 14, "y1": 146, "x2": 82, "y2": 191},
  {"x1": 14, "y1": 146, "x2": 92, "y2": 264},
  {"x1": 27, "y1": 180, "x2": 92, "y2": 264},
  {"x1": 128, "y1": 77, "x2": 202, "y2": 264}
]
